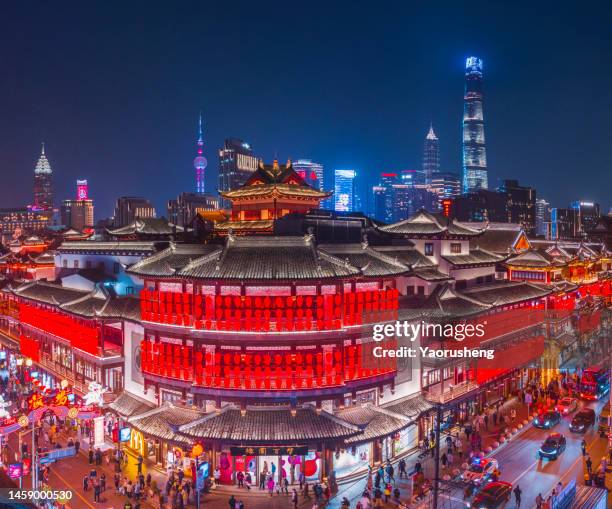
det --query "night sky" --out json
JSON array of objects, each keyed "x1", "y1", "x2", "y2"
[{"x1": 1, "y1": 1, "x2": 611, "y2": 218}]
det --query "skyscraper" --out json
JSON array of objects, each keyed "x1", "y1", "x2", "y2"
[
  {"x1": 498, "y1": 179, "x2": 536, "y2": 233},
  {"x1": 33, "y1": 143, "x2": 53, "y2": 211},
  {"x1": 570, "y1": 201, "x2": 600, "y2": 236},
  {"x1": 462, "y1": 56, "x2": 488, "y2": 193},
  {"x1": 194, "y1": 114, "x2": 207, "y2": 194},
  {"x1": 61, "y1": 180, "x2": 94, "y2": 231},
  {"x1": 535, "y1": 198, "x2": 551, "y2": 237},
  {"x1": 430, "y1": 172, "x2": 461, "y2": 208},
  {"x1": 334, "y1": 169, "x2": 356, "y2": 212},
  {"x1": 293, "y1": 159, "x2": 324, "y2": 191},
  {"x1": 422, "y1": 124, "x2": 440, "y2": 184},
  {"x1": 218, "y1": 138, "x2": 259, "y2": 208},
  {"x1": 113, "y1": 196, "x2": 157, "y2": 227}
]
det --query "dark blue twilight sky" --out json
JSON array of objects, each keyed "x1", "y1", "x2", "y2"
[{"x1": 0, "y1": 1, "x2": 610, "y2": 218}]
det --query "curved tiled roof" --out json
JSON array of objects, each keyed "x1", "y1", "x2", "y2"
[
  {"x1": 128, "y1": 243, "x2": 220, "y2": 277},
  {"x1": 178, "y1": 405, "x2": 360, "y2": 444},
  {"x1": 318, "y1": 243, "x2": 410, "y2": 277},
  {"x1": 12, "y1": 281, "x2": 90, "y2": 305},
  {"x1": 379, "y1": 210, "x2": 481, "y2": 237},
  {"x1": 441, "y1": 247, "x2": 505, "y2": 267}
]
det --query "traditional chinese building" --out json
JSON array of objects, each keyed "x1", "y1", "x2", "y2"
[{"x1": 216, "y1": 159, "x2": 331, "y2": 235}]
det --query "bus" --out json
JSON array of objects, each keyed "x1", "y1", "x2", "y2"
[{"x1": 579, "y1": 365, "x2": 610, "y2": 400}]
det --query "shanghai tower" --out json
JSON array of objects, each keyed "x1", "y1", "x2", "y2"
[{"x1": 462, "y1": 56, "x2": 488, "y2": 193}]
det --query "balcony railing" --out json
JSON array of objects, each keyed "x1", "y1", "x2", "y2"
[{"x1": 423, "y1": 381, "x2": 480, "y2": 404}]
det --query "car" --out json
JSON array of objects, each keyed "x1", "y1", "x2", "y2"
[
  {"x1": 539, "y1": 432, "x2": 567, "y2": 460},
  {"x1": 468, "y1": 481, "x2": 512, "y2": 508},
  {"x1": 555, "y1": 397, "x2": 578, "y2": 415},
  {"x1": 461, "y1": 457, "x2": 499, "y2": 485},
  {"x1": 569, "y1": 408, "x2": 596, "y2": 433},
  {"x1": 533, "y1": 410, "x2": 561, "y2": 429}
]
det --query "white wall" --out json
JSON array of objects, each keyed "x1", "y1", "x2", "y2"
[{"x1": 123, "y1": 321, "x2": 157, "y2": 404}]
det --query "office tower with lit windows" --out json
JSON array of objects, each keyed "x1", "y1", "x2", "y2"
[
  {"x1": 570, "y1": 200, "x2": 600, "y2": 236},
  {"x1": 218, "y1": 138, "x2": 259, "y2": 208},
  {"x1": 422, "y1": 124, "x2": 440, "y2": 184},
  {"x1": 462, "y1": 57, "x2": 488, "y2": 193},
  {"x1": 113, "y1": 196, "x2": 157, "y2": 228},
  {"x1": 61, "y1": 180, "x2": 94, "y2": 232},
  {"x1": 498, "y1": 179, "x2": 536, "y2": 234},
  {"x1": 430, "y1": 172, "x2": 461, "y2": 208},
  {"x1": 333, "y1": 169, "x2": 356, "y2": 212},
  {"x1": 535, "y1": 198, "x2": 551, "y2": 237},
  {"x1": 293, "y1": 159, "x2": 324, "y2": 191},
  {"x1": 33, "y1": 143, "x2": 53, "y2": 211},
  {"x1": 194, "y1": 114, "x2": 208, "y2": 194}
]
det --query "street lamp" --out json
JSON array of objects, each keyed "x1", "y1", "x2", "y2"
[
  {"x1": 25, "y1": 359, "x2": 32, "y2": 367},
  {"x1": 192, "y1": 443, "x2": 204, "y2": 509}
]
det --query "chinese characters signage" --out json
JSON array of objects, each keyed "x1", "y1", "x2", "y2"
[{"x1": 230, "y1": 446, "x2": 308, "y2": 456}]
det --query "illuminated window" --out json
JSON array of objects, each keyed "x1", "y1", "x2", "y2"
[
  {"x1": 424, "y1": 243, "x2": 434, "y2": 256},
  {"x1": 450, "y1": 243, "x2": 462, "y2": 254}
]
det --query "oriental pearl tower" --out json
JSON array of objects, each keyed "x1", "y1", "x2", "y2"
[{"x1": 194, "y1": 113, "x2": 207, "y2": 194}]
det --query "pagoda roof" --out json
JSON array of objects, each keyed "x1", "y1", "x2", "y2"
[
  {"x1": 127, "y1": 243, "x2": 219, "y2": 277},
  {"x1": 57, "y1": 241, "x2": 158, "y2": 255},
  {"x1": 318, "y1": 243, "x2": 410, "y2": 277},
  {"x1": 469, "y1": 224, "x2": 531, "y2": 254},
  {"x1": 505, "y1": 249, "x2": 567, "y2": 268},
  {"x1": 107, "y1": 217, "x2": 184, "y2": 237},
  {"x1": 441, "y1": 247, "x2": 506, "y2": 268},
  {"x1": 127, "y1": 403, "x2": 204, "y2": 447},
  {"x1": 107, "y1": 391, "x2": 156, "y2": 418},
  {"x1": 220, "y1": 160, "x2": 331, "y2": 200},
  {"x1": 337, "y1": 404, "x2": 414, "y2": 445},
  {"x1": 178, "y1": 404, "x2": 360, "y2": 444},
  {"x1": 177, "y1": 235, "x2": 361, "y2": 281},
  {"x1": 378, "y1": 210, "x2": 481, "y2": 237}
]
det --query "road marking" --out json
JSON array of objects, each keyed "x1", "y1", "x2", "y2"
[{"x1": 51, "y1": 468, "x2": 97, "y2": 509}]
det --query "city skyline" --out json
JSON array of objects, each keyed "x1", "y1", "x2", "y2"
[{"x1": 1, "y1": 2, "x2": 611, "y2": 218}]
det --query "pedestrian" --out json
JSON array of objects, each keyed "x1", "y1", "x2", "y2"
[
  {"x1": 114, "y1": 473, "x2": 120, "y2": 493},
  {"x1": 514, "y1": 484, "x2": 522, "y2": 507},
  {"x1": 581, "y1": 439, "x2": 587, "y2": 456},
  {"x1": 493, "y1": 411, "x2": 498, "y2": 427},
  {"x1": 484, "y1": 413, "x2": 489, "y2": 429},
  {"x1": 535, "y1": 493, "x2": 544, "y2": 509},
  {"x1": 74, "y1": 439, "x2": 80, "y2": 454},
  {"x1": 292, "y1": 488, "x2": 299, "y2": 509},
  {"x1": 267, "y1": 477, "x2": 275, "y2": 496},
  {"x1": 237, "y1": 470, "x2": 244, "y2": 487},
  {"x1": 398, "y1": 458, "x2": 407, "y2": 479},
  {"x1": 137, "y1": 454, "x2": 143, "y2": 475},
  {"x1": 259, "y1": 470, "x2": 266, "y2": 489},
  {"x1": 586, "y1": 455, "x2": 592, "y2": 473},
  {"x1": 88, "y1": 448, "x2": 94, "y2": 464},
  {"x1": 94, "y1": 481, "x2": 101, "y2": 502},
  {"x1": 441, "y1": 452, "x2": 448, "y2": 469},
  {"x1": 83, "y1": 474, "x2": 90, "y2": 492},
  {"x1": 228, "y1": 495, "x2": 236, "y2": 509},
  {"x1": 100, "y1": 473, "x2": 106, "y2": 492},
  {"x1": 283, "y1": 476, "x2": 289, "y2": 494}
]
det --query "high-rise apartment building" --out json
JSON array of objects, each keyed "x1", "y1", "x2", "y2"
[
  {"x1": 462, "y1": 57, "x2": 488, "y2": 193},
  {"x1": 550, "y1": 208, "x2": 579, "y2": 240},
  {"x1": 422, "y1": 124, "x2": 440, "y2": 184},
  {"x1": 33, "y1": 143, "x2": 53, "y2": 211},
  {"x1": 218, "y1": 138, "x2": 259, "y2": 208}
]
